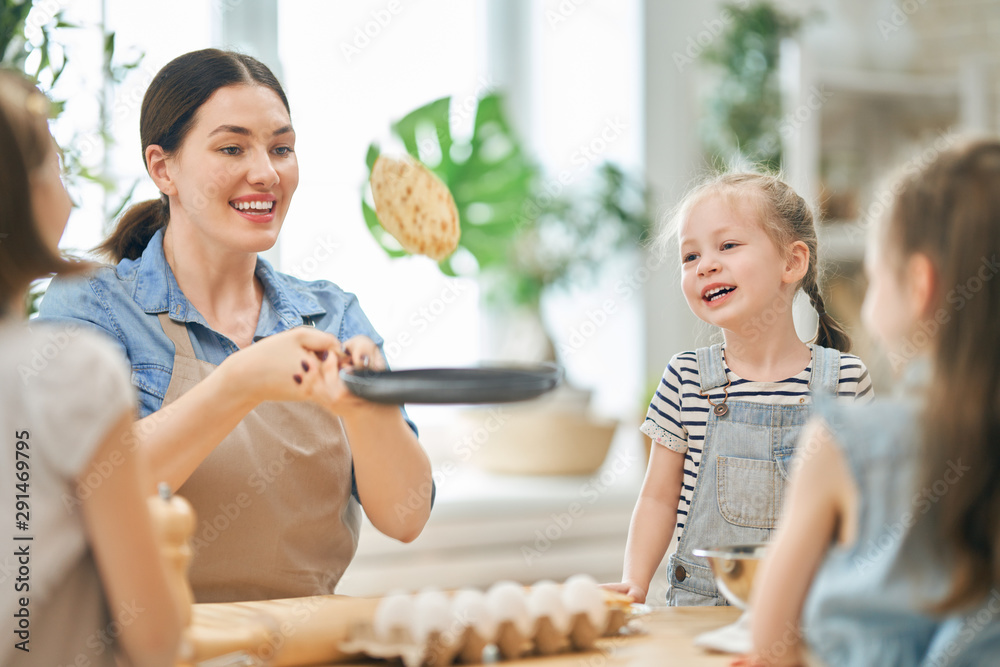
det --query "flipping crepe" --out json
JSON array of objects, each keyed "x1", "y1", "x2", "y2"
[{"x1": 369, "y1": 155, "x2": 460, "y2": 261}]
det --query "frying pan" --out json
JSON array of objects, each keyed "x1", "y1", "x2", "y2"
[{"x1": 340, "y1": 363, "x2": 563, "y2": 405}]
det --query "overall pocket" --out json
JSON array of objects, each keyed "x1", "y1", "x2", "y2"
[{"x1": 716, "y1": 455, "x2": 784, "y2": 529}]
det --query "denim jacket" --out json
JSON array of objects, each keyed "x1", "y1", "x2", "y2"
[
  {"x1": 39, "y1": 228, "x2": 410, "y2": 420},
  {"x1": 37, "y1": 229, "x2": 418, "y2": 502},
  {"x1": 802, "y1": 363, "x2": 1000, "y2": 666}
]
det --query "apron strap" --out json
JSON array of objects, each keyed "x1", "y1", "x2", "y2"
[
  {"x1": 157, "y1": 312, "x2": 197, "y2": 359},
  {"x1": 695, "y1": 343, "x2": 728, "y2": 391},
  {"x1": 808, "y1": 344, "x2": 841, "y2": 395}
]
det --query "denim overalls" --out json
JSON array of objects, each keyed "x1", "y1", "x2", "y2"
[{"x1": 666, "y1": 343, "x2": 842, "y2": 606}]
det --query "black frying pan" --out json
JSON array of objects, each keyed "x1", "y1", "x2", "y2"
[{"x1": 340, "y1": 363, "x2": 563, "y2": 405}]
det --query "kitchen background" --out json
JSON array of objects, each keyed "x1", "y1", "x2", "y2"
[{"x1": 15, "y1": 0, "x2": 1000, "y2": 604}]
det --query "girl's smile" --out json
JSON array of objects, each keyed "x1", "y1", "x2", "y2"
[
  {"x1": 702, "y1": 283, "x2": 737, "y2": 306},
  {"x1": 679, "y1": 196, "x2": 796, "y2": 330}
]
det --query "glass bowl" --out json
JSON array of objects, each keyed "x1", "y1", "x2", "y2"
[{"x1": 691, "y1": 543, "x2": 768, "y2": 610}]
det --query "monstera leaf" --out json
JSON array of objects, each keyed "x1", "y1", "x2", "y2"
[{"x1": 362, "y1": 93, "x2": 538, "y2": 278}]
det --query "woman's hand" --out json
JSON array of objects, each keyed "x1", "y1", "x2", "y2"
[
  {"x1": 312, "y1": 335, "x2": 386, "y2": 416},
  {"x1": 339, "y1": 335, "x2": 385, "y2": 371},
  {"x1": 217, "y1": 326, "x2": 342, "y2": 408}
]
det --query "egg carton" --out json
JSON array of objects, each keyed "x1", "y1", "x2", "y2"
[{"x1": 340, "y1": 575, "x2": 635, "y2": 667}]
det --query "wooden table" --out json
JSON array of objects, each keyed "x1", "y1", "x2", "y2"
[{"x1": 186, "y1": 600, "x2": 743, "y2": 667}]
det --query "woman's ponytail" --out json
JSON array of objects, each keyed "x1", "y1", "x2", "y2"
[{"x1": 97, "y1": 196, "x2": 168, "y2": 262}]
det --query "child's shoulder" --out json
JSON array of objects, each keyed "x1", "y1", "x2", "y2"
[{"x1": 663, "y1": 350, "x2": 701, "y2": 376}]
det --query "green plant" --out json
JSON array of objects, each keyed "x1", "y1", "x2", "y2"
[
  {"x1": 699, "y1": 1, "x2": 801, "y2": 170},
  {"x1": 2, "y1": 0, "x2": 143, "y2": 315},
  {"x1": 362, "y1": 93, "x2": 650, "y2": 309}
]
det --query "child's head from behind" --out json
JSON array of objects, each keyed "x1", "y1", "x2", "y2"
[
  {"x1": 0, "y1": 70, "x2": 75, "y2": 315},
  {"x1": 872, "y1": 138, "x2": 1000, "y2": 611},
  {"x1": 670, "y1": 171, "x2": 850, "y2": 352},
  {"x1": 865, "y1": 140, "x2": 1000, "y2": 361}
]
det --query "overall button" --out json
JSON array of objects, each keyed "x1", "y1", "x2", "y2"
[{"x1": 675, "y1": 565, "x2": 687, "y2": 582}]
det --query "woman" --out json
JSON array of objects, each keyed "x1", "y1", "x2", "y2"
[{"x1": 39, "y1": 49, "x2": 433, "y2": 603}]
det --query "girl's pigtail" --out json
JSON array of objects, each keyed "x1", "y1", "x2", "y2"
[{"x1": 803, "y1": 274, "x2": 851, "y2": 353}]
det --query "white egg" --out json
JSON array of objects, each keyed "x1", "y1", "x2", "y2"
[
  {"x1": 527, "y1": 580, "x2": 571, "y2": 633},
  {"x1": 412, "y1": 588, "x2": 453, "y2": 642},
  {"x1": 451, "y1": 588, "x2": 497, "y2": 640},
  {"x1": 486, "y1": 581, "x2": 533, "y2": 635},
  {"x1": 562, "y1": 574, "x2": 608, "y2": 629},
  {"x1": 373, "y1": 592, "x2": 415, "y2": 642}
]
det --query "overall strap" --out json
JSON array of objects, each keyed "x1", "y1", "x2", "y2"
[
  {"x1": 695, "y1": 343, "x2": 728, "y2": 391},
  {"x1": 157, "y1": 312, "x2": 197, "y2": 359},
  {"x1": 808, "y1": 344, "x2": 841, "y2": 395}
]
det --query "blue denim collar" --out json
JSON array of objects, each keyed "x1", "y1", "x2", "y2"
[{"x1": 129, "y1": 227, "x2": 326, "y2": 336}]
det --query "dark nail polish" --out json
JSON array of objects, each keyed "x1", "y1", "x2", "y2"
[
  {"x1": 317, "y1": 350, "x2": 329, "y2": 361},
  {"x1": 293, "y1": 374, "x2": 302, "y2": 384},
  {"x1": 301, "y1": 360, "x2": 310, "y2": 372}
]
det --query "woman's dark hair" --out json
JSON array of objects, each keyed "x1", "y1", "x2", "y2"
[
  {"x1": 98, "y1": 49, "x2": 289, "y2": 261},
  {"x1": 884, "y1": 139, "x2": 1000, "y2": 611},
  {"x1": 0, "y1": 70, "x2": 87, "y2": 314}
]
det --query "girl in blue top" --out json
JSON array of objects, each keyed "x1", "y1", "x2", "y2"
[
  {"x1": 746, "y1": 140, "x2": 1000, "y2": 665},
  {"x1": 605, "y1": 172, "x2": 872, "y2": 606}
]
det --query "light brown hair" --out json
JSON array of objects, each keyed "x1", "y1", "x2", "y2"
[
  {"x1": 98, "y1": 49, "x2": 290, "y2": 262},
  {"x1": 663, "y1": 171, "x2": 851, "y2": 352},
  {"x1": 885, "y1": 139, "x2": 1000, "y2": 611},
  {"x1": 0, "y1": 70, "x2": 86, "y2": 316}
]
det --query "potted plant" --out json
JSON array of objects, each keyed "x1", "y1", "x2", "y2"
[{"x1": 361, "y1": 93, "x2": 650, "y2": 475}]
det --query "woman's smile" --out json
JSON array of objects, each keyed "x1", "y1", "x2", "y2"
[{"x1": 230, "y1": 194, "x2": 277, "y2": 222}]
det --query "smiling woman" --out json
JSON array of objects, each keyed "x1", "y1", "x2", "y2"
[{"x1": 37, "y1": 49, "x2": 434, "y2": 604}]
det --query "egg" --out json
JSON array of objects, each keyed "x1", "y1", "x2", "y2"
[
  {"x1": 527, "y1": 580, "x2": 571, "y2": 633},
  {"x1": 373, "y1": 591, "x2": 415, "y2": 643},
  {"x1": 451, "y1": 588, "x2": 497, "y2": 641},
  {"x1": 486, "y1": 581, "x2": 533, "y2": 635},
  {"x1": 562, "y1": 574, "x2": 608, "y2": 629},
  {"x1": 412, "y1": 588, "x2": 453, "y2": 643}
]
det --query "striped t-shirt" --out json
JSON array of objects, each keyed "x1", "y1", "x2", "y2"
[{"x1": 640, "y1": 347, "x2": 873, "y2": 544}]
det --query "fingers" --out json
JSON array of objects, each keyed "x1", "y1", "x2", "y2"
[{"x1": 340, "y1": 336, "x2": 384, "y2": 371}]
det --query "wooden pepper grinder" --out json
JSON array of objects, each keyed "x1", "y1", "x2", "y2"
[{"x1": 147, "y1": 482, "x2": 196, "y2": 628}]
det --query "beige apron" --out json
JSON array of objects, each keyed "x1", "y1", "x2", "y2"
[{"x1": 157, "y1": 313, "x2": 360, "y2": 603}]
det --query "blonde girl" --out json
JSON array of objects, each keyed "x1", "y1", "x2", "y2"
[
  {"x1": 745, "y1": 141, "x2": 1000, "y2": 665},
  {"x1": 607, "y1": 172, "x2": 872, "y2": 606}
]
